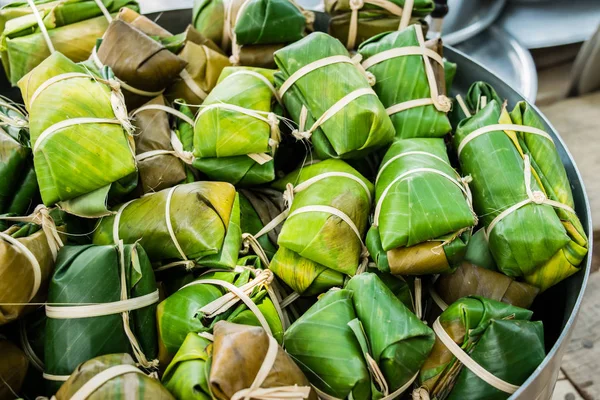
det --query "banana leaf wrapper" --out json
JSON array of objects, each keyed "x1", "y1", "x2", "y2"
[
  {"x1": 463, "y1": 228, "x2": 497, "y2": 271},
  {"x1": 358, "y1": 27, "x2": 451, "y2": 138},
  {"x1": 54, "y1": 353, "x2": 174, "y2": 400},
  {"x1": 45, "y1": 243, "x2": 158, "y2": 390},
  {"x1": 448, "y1": 81, "x2": 504, "y2": 130},
  {"x1": 326, "y1": 0, "x2": 432, "y2": 15},
  {"x1": 192, "y1": 67, "x2": 280, "y2": 185},
  {"x1": 93, "y1": 182, "x2": 241, "y2": 269},
  {"x1": 0, "y1": 0, "x2": 138, "y2": 85},
  {"x1": 116, "y1": 7, "x2": 171, "y2": 37},
  {"x1": 273, "y1": 159, "x2": 373, "y2": 275},
  {"x1": 0, "y1": 221, "x2": 65, "y2": 325},
  {"x1": 95, "y1": 19, "x2": 187, "y2": 109},
  {"x1": 18, "y1": 52, "x2": 137, "y2": 213},
  {"x1": 274, "y1": 32, "x2": 395, "y2": 159},
  {"x1": 210, "y1": 321, "x2": 317, "y2": 400},
  {"x1": 420, "y1": 296, "x2": 545, "y2": 400},
  {"x1": 239, "y1": 189, "x2": 283, "y2": 260},
  {"x1": 346, "y1": 273, "x2": 435, "y2": 395},
  {"x1": 0, "y1": 104, "x2": 40, "y2": 215},
  {"x1": 366, "y1": 138, "x2": 475, "y2": 275},
  {"x1": 434, "y1": 262, "x2": 539, "y2": 309},
  {"x1": 454, "y1": 98, "x2": 586, "y2": 291},
  {"x1": 156, "y1": 268, "x2": 283, "y2": 363},
  {"x1": 444, "y1": 60, "x2": 457, "y2": 94},
  {"x1": 165, "y1": 26, "x2": 231, "y2": 104},
  {"x1": 162, "y1": 333, "x2": 212, "y2": 400},
  {"x1": 18, "y1": 308, "x2": 48, "y2": 400},
  {"x1": 0, "y1": 338, "x2": 28, "y2": 400},
  {"x1": 132, "y1": 96, "x2": 193, "y2": 194}
]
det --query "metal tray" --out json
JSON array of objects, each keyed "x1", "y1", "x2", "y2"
[
  {"x1": 452, "y1": 25, "x2": 538, "y2": 102},
  {"x1": 441, "y1": 0, "x2": 506, "y2": 46}
]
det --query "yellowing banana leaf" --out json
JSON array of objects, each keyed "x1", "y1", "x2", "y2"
[
  {"x1": 346, "y1": 273, "x2": 434, "y2": 395},
  {"x1": 358, "y1": 27, "x2": 451, "y2": 138},
  {"x1": 116, "y1": 7, "x2": 171, "y2": 37},
  {"x1": 45, "y1": 244, "x2": 158, "y2": 391},
  {"x1": 239, "y1": 189, "x2": 283, "y2": 260},
  {"x1": 0, "y1": 101, "x2": 40, "y2": 215},
  {"x1": 0, "y1": 337, "x2": 28, "y2": 399},
  {"x1": 162, "y1": 333, "x2": 212, "y2": 400},
  {"x1": 273, "y1": 159, "x2": 373, "y2": 275},
  {"x1": 165, "y1": 26, "x2": 231, "y2": 104},
  {"x1": 284, "y1": 288, "x2": 371, "y2": 399},
  {"x1": 156, "y1": 267, "x2": 283, "y2": 363},
  {"x1": 95, "y1": 19, "x2": 186, "y2": 109},
  {"x1": 274, "y1": 32, "x2": 395, "y2": 159},
  {"x1": 53, "y1": 353, "x2": 174, "y2": 400},
  {"x1": 0, "y1": 221, "x2": 64, "y2": 325},
  {"x1": 93, "y1": 182, "x2": 241, "y2": 269},
  {"x1": 270, "y1": 246, "x2": 345, "y2": 296},
  {"x1": 434, "y1": 262, "x2": 539, "y2": 309},
  {"x1": 419, "y1": 296, "x2": 545, "y2": 400},
  {"x1": 18, "y1": 52, "x2": 137, "y2": 213},
  {"x1": 326, "y1": 0, "x2": 432, "y2": 16},
  {"x1": 366, "y1": 138, "x2": 475, "y2": 275},
  {"x1": 192, "y1": 66, "x2": 280, "y2": 185},
  {"x1": 132, "y1": 95, "x2": 193, "y2": 194},
  {"x1": 0, "y1": 0, "x2": 138, "y2": 85},
  {"x1": 454, "y1": 96, "x2": 585, "y2": 291},
  {"x1": 211, "y1": 321, "x2": 317, "y2": 400}
]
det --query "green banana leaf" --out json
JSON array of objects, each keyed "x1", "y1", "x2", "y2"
[
  {"x1": 346, "y1": 273, "x2": 434, "y2": 395},
  {"x1": 0, "y1": 0, "x2": 138, "y2": 85},
  {"x1": 156, "y1": 267, "x2": 283, "y2": 363},
  {"x1": 239, "y1": 189, "x2": 283, "y2": 260},
  {"x1": 132, "y1": 95, "x2": 194, "y2": 195},
  {"x1": 420, "y1": 296, "x2": 545, "y2": 400},
  {"x1": 284, "y1": 289, "x2": 372, "y2": 400},
  {"x1": 45, "y1": 243, "x2": 158, "y2": 391},
  {"x1": 273, "y1": 159, "x2": 373, "y2": 275},
  {"x1": 0, "y1": 337, "x2": 28, "y2": 399},
  {"x1": 193, "y1": 0, "x2": 307, "y2": 46},
  {"x1": 328, "y1": 12, "x2": 427, "y2": 49},
  {"x1": 326, "y1": 0, "x2": 433, "y2": 16},
  {"x1": 165, "y1": 26, "x2": 231, "y2": 104},
  {"x1": 0, "y1": 101, "x2": 40, "y2": 215},
  {"x1": 454, "y1": 97, "x2": 586, "y2": 290},
  {"x1": 0, "y1": 220, "x2": 65, "y2": 326},
  {"x1": 18, "y1": 52, "x2": 137, "y2": 213},
  {"x1": 274, "y1": 32, "x2": 395, "y2": 159},
  {"x1": 463, "y1": 228, "x2": 497, "y2": 271},
  {"x1": 366, "y1": 138, "x2": 475, "y2": 275},
  {"x1": 444, "y1": 60, "x2": 457, "y2": 94},
  {"x1": 53, "y1": 353, "x2": 174, "y2": 400},
  {"x1": 358, "y1": 27, "x2": 451, "y2": 138},
  {"x1": 162, "y1": 333, "x2": 212, "y2": 400},
  {"x1": 434, "y1": 262, "x2": 539, "y2": 309},
  {"x1": 95, "y1": 18, "x2": 187, "y2": 109},
  {"x1": 210, "y1": 321, "x2": 317, "y2": 400},
  {"x1": 270, "y1": 246, "x2": 345, "y2": 296},
  {"x1": 192, "y1": 66, "x2": 280, "y2": 185},
  {"x1": 93, "y1": 182, "x2": 241, "y2": 269},
  {"x1": 19, "y1": 308, "x2": 48, "y2": 400},
  {"x1": 369, "y1": 268, "x2": 415, "y2": 312}
]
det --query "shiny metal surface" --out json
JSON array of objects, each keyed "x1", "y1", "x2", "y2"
[
  {"x1": 453, "y1": 25, "x2": 537, "y2": 102},
  {"x1": 441, "y1": 0, "x2": 506, "y2": 46},
  {"x1": 446, "y1": 45, "x2": 592, "y2": 400},
  {"x1": 498, "y1": 0, "x2": 600, "y2": 49}
]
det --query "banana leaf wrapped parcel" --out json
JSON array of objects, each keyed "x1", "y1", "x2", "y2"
[
  {"x1": 0, "y1": 0, "x2": 138, "y2": 85},
  {"x1": 18, "y1": 52, "x2": 137, "y2": 216},
  {"x1": 44, "y1": 243, "x2": 159, "y2": 390},
  {"x1": 0, "y1": 337, "x2": 28, "y2": 400},
  {"x1": 130, "y1": 96, "x2": 196, "y2": 194},
  {"x1": 192, "y1": 67, "x2": 282, "y2": 185},
  {"x1": 193, "y1": 0, "x2": 312, "y2": 67},
  {"x1": 454, "y1": 94, "x2": 588, "y2": 291},
  {"x1": 367, "y1": 138, "x2": 475, "y2": 276},
  {"x1": 0, "y1": 99, "x2": 39, "y2": 215},
  {"x1": 274, "y1": 32, "x2": 395, "y2": 160},
  {"x1": 326, "y1": 0, "x2": 433, "y2": 49},
  {"x1": 284, "y1": 273, "x2": 434, "y2": 399},
  {"x1": 239, "y1": 189, "x2": 284, "y2": 260},
  {"x1": 418, "y1": 296, "x2": 545, "y2": 400},
  {"x1": 53, "y1": 353, "x2": 174, "y2": 400},
  {"x1": 358, "y1": 25, "x2": 451, "y2": 138},
  {"x1": 93, "y1": 182, "x2": 241, "y2": 270},
  {"x1": 156, "y1": 267, "x2": 283, "y2": 363}
]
